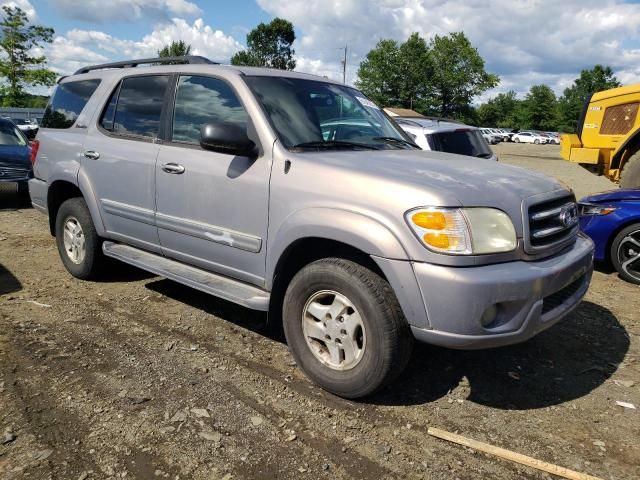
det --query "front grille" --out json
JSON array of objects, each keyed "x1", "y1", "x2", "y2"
[
  {"x1": 541, "y1": 274, "x2": 585, "y2": 315},
  {"x1": 527, "y1": 195, "x2": 578, "y2": 251},
  {"x1": 0, "y1": 165, "x2": 31, "y2": 182}
]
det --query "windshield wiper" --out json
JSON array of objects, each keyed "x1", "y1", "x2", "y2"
[
  {"x1": 372, "y1": 136, "x2": 419, "y2": 149},
  {"x1": 291, "y1": 140, "x2": 379, "y2": 151}
]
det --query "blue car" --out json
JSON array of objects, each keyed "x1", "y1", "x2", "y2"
[
  {"x1": 0, "y1": 117, "x2": 32, "y2": 195},
  {"x1": 579, "y1": 188, "x2": 640, "y2": 284}
]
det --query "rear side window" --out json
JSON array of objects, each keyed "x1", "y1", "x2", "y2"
[
  {"x1": 426, "y1": 130, "x2": 493, "y2": 159},
  {"x1": 100, "y1": 75, "x2": 169, "y2": 138},
  {"x1": 41, "y1": 79, "x2": 101, "y2": 128}
]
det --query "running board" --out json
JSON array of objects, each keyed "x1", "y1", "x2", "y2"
[{"x1": 102, "y1": 242, "x2": 270, "y2": 310}]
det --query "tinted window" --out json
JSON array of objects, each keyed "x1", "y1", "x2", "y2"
[
  {"x1": 426, "y1": 130, "x2": 493, "y2": 159},
  {"x1": 172, "y1": 75, "x2": 248, "y2": 144},
  {"x1": 245, "y1": 76, "x2": 411, "y2": 150},
  {"x1": 0, "y1": 122, "x2": 27, "y2": 146},
  {"x1": 41, "y1": 79, "x2": 101, "y2": 128},
  {"x1": 102, "y1": 75, "x2": 169, "y2": 138}
]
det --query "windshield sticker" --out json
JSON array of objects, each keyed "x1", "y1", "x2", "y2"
[{"x1": 355, "y1": 96, "x2": 380, "y2": 110}]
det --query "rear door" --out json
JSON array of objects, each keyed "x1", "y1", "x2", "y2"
[
  {"x1": 155, "y1": 74, "x2": 270, "y2": 286},
  {"x1": 82, "y1": 74, "x2": 170, "y2": 252}
]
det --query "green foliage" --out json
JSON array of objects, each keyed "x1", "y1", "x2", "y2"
[
  {"x1": 557, "y1": 65, "x2": 620, "y2": 133},
  {"x1": 0, "y1": 6, "x2": 56, "y2": 107},
  {"x1": 476, "y1": 91, "x2": 520, "y2": 127},
  {"x1": 520, "y1": 84, "x2": 558, "y2": 131},
  {"x1": 356, "y1": 32, "x2": 498, "y2": 118},
  {"x1": 426, "y1": 32, "x2": 499, "y2": 117},
  {"x1": 231, "y1": 18, "x2": 296, "y2": 70},
  {"x1": 158, "y1": 40, "x2": 191, "y2": 58}
]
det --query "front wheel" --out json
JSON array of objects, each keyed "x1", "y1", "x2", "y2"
[
  {"x1": 282, "y1": 258, "x2": 413, "y2": 399},
  {"x1": 534, "y1": 139, "x2": 540, "y2": 144},
  {"x1": 611, "y1": 224, "x2": 640, "y2": 284},
  {"x1": 514, "y1": 138, "x2": 520, "y2": 143},
  {"x1": 55, "y1": 197, "x2": 106, "y2": 280},
  {"x1": 620, "y1": 151, "x2": 640, "y2": 188}
]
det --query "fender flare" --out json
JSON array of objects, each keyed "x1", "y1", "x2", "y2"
[{"x1": 266, "y1": 207, "x2": 410, "y2": 287}]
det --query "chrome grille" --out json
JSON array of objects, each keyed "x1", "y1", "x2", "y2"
[
  {"x1": 526, "y1": 194, "x2": 578, "y2": 251},
  {"x1": 0, "y1": 165, "x2": 31, "y2": 182}
]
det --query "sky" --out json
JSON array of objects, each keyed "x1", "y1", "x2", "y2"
[{"x1": 4, "y1": 0, "x2": 640, "y2": 102}]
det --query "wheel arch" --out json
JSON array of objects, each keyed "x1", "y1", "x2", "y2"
[{"x1": 47, "y1": 172, "x2": 105, "y2": 237}]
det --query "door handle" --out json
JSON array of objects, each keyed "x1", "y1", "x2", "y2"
[
  {"x1": 84, "y1": 150, "x2": 100, "y2": 160},
  {"x1": 161, "y1": 163, "x2": 185, "y2": 174}
]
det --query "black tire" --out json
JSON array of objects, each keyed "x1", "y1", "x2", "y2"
[
  {"x1": 55, "y1": 197, "x2": 105, "y2": 280},
  {"x1": 620, "y1": 151, "x2": 640, "y2": 188},
  {"x1": 514, "y1": 138, "x2": 520, "y2": 143},
  {"x1": 610, "y1": 223, "x2": 640, "y2": 285},
  {"x1": 534, "y1": 139, "x2": 540, "y2": 144},
  {"x1": 282, "y1": 258, "x2": 413, "y2": 399}
]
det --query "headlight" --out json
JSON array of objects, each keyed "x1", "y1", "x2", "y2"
[
  {"x1": 406, "y1": 207, "x2": 517, "y2": 255},
  {"x1": 578, "y1": 202, "x2": 617, "y2": 216}
]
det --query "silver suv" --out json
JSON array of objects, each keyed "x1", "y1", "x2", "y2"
[{"x1": 29, "y1": 56, "x2": 594, "y2": 398}]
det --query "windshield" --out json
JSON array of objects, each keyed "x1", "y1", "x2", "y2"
[
  {"x1": 244, "y1": 76, "x2": 416, "y2": 151},
  {"x1": 426, "y1": 129, "x2": 493, "y2": 158},
  {"x1": 0, "y1": 123, "x2": 27, "y2": 146}
]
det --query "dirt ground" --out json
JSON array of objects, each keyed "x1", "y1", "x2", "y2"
[{"x1": 1, "y1": 144, "x2": 638, "y2": 480}]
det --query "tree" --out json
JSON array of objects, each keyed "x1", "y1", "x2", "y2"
[
  {"x1": 356, "y1": 31, "x2": 497, "y2": 118},
  {"x1": 158, "y1": 40, "x2": 191, "y2": 58},
  {"x1": 521, "y1": 84, "x2": 558, "y2": 131},
  {"x1": 476, "y1": 91, "x2": 521, "y2": 127},
  {"x1": 557, "y1": 65, "x2": 620, "y2": 133},
  {"x1": 0, "y1": 6, "x2": 56, "y2": 107},
  {"x1": 355, "y1": 39, "x2": 402, "y2": 107},
  {"x1": 231, "y1": 18, "x2": 296, "y2": 70},
  {"x1": 426, "y1": 32, "x2": 499, "y2": 118}
]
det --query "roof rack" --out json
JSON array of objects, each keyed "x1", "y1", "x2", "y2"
[{"x1": 73, "y1": 55, "x2": 218, "y2": 75}]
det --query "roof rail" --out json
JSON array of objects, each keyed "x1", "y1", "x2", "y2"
[{"x1": 73, "y1": 55, "x2": 218, "y2": 75}]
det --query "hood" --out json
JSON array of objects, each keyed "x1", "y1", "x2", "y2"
[
  {"x1": 301, "y1": 149, "x2": 567, "y2": 206},
  {"x1": 0, "y1": 144, "x2": 31, "y2": 168},
  {"x1": 581, "y1": 188, "x2": 640, "y2": 203}
]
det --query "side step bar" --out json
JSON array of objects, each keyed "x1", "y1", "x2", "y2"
[{"x1": 102, "y1": 242, "x2": 270, "y2": 311}]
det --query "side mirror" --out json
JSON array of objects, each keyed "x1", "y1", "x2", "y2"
[{"x1": 200, "y1": 122, "x2": 257, "y2": 157}]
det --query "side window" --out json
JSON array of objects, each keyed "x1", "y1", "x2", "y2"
[
  {"x1": 172, "y1": 75, "x2": 248, "y2": 144},
  {"x1": 41, "y1": 79, "x2": 100, "y2": 129},
  {"x1": 100, "y1": 75, "x2": 169, "y2": 138}
]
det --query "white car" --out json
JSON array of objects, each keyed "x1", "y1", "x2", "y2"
[
  {"x1": 480, "y1": 128, "x2": 500, "y2": 144},
  {"x1": 396, "y1": 117, "x2": 497, "y2": 160},
  {"x1": 488, "y1": 128, "x2": 509, "y2": 142},
  {"x1": 512, "y1": 131, "x2": 548, "y2": 144}
]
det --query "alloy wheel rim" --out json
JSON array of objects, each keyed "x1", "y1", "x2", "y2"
[
  {"x1": 617, "y1": 229, "x2": 640, "y2": 281},
  {"x1": 302, "y1": 290, "x2": 366, "y2": 371},
  {"x1": 63, "y1": 216, "x2": 86, "y2": 265}
]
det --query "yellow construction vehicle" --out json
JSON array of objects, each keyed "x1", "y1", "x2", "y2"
[{"x1": 561, "y1": 84, "x2": 640, "y2": 188}]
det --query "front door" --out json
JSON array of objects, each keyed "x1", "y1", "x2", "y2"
[
  {"x1": 155, "y1": 75, "x2": 270, "y2": 287},
  {"x1": 83, "y1": 74, "x2": 170, "y2": 252}
]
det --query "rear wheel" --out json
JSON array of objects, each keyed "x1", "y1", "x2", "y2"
[
  {"x1": 610, "y1": 223, "x2": 640, "y2": 285},
  {"x1": 620, "y1": 151, "x2": 640, "y2": 188},
  {"x1": 282, "y1": 258, "x2": 413, "y2": 399},
  {"x1": 534, "y1": 139, "x2": 540, "y2": 144},
  {"x1": 55, "y1": 197, "x2": 105, "y2": 280}
]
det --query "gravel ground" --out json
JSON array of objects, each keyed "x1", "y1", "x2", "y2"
[{"x1": 0, "y1": 145, "x2": 638, "y2": 480}]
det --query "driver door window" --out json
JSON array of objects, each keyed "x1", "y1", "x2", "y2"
[{"x1": 172, "y1": 75, "x2": 248, "y2": 144}]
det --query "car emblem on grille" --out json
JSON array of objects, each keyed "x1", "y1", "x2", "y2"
[{"x1": 560, "y1": 204, "x2": 578, "y2": 228}]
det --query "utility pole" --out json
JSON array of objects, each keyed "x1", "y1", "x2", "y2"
[{"x1": 341, "y1": 45, "x2": 347, "y2": 83}]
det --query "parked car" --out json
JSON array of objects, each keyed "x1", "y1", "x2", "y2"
[
  {"x1": 30, "y1": 56, "x2": 594, "y2": 398},
  {"x1": 480, "y1": 128, "x2": 500, "y2": 144},
  {"x1": 0, "y1": 117, "x2": 32, "y2": 195},
  {"x1": 10, "y1": 117, "x2": 39, "y2": 139},
  {"x1": 488, "y1": 128, "x2": 509, "y2": 142},
  {"x1": 395, "y1": 117, "x2": 497, "y2": 161},
  {"x1": 579, "y1": 188, "x2": 640, "y2": 284},
  {"x1": 512, "y1": 131, "x2": 548, "y2": 144}
]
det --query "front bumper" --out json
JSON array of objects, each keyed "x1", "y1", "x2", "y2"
[{"x1": 407, "y1": 234, "x2": 594, "y2": 349}]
